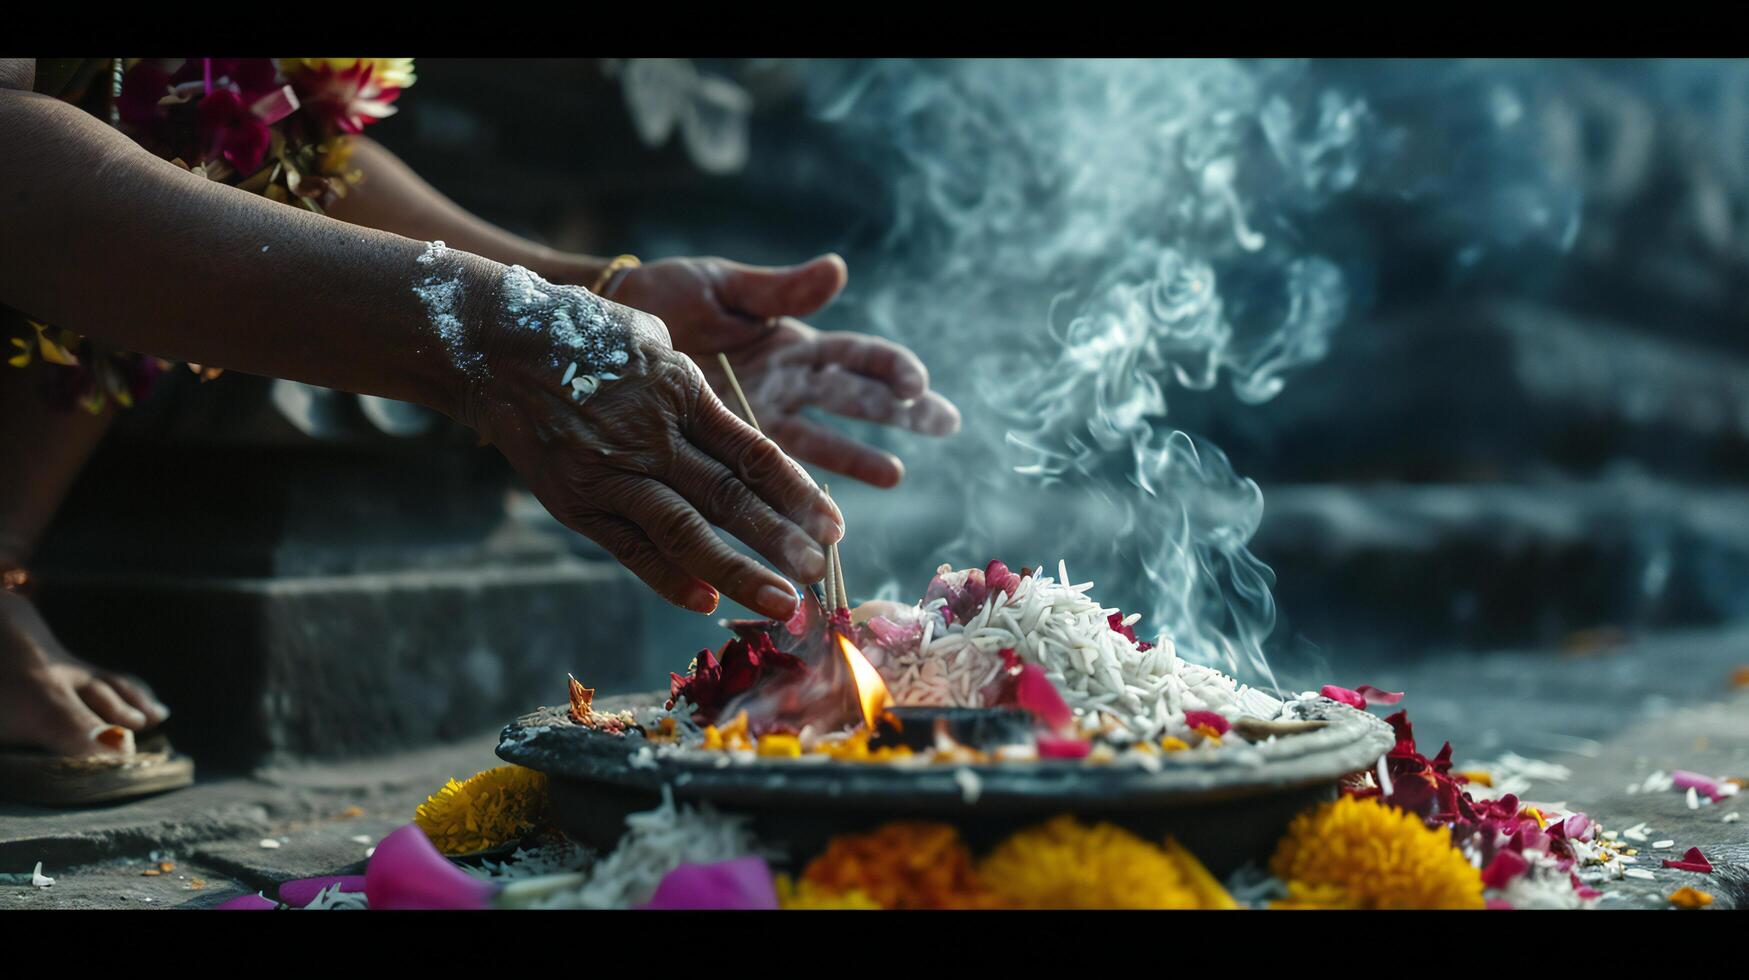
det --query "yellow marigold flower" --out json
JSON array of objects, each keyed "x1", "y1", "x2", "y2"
[
  {"x1": 1668, "y1": 885, "x2": 1713, "y2": 909},
  {"x1": 774, "y1": 874, "x2": 882, "y2": 910},
  {"x1": 284, "y1": 58, "x2": 417, "y2": 90},
  {"x1": 979, "y1": 815, "x2": 1231, "y2": 909},
  {"x1": 414, "y1": 765, "x2": 548, "y2": 856},
  {"x1": 1269, "y1": 795, "x2": 1484, "y2": 909},
  {"x1": 802, "y1": 822, "x2": 1006, "y2": 909}
]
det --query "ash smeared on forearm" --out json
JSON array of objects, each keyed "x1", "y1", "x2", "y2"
[
  {"x1": 411, "y1": 244, "x2": 637, "y2": 399},
  {"x1": 499, "y1": 264, "x2": 634, "y2": 402},
  {"x1": 412, "y1": 240, "x2": 484, "y2": 376}
]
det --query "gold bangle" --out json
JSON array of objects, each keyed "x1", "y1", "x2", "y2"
[
  {"x1": 591, "y1": 254, "x2": 641, "y2": 298},
  {"x1": 1, "y1": 566, "x2": 33, "y2": 597}
]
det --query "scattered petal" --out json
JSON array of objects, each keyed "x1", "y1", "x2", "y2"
[
  {"x1": 280, "y1": 875, "x2": 366, "y2": 909},
  {"x1": 1661, "y1": 847, "x2": 1712, "y2": 874},
  {"x1": 215, "y1": 891, "x2": 278, "y2": 910},
  {"x1": 364, "y1": 824, "x2": 499, "y2": 910},
  {"x1": 640, "y1": 857, "x2": 779, "y2": 910}
]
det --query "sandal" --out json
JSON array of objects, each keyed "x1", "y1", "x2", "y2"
[{"x1": 0, "y1": 729, "x2": 194, "y2": 806}]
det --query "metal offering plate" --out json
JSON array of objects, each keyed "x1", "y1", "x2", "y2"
[{"x1": 498, "y1": 692, "x2": 1393, "y2": 873}]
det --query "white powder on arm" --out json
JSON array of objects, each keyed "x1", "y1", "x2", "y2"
[
  {"x1": 499, "y1": 264, "x2": 635, "y2": 403},
  {"x1": 410, "y1": 245, "x2": 639, "y2": 403}
]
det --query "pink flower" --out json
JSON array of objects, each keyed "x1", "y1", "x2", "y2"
[{"x1": 287, "y1": 60, "x2": 404, "y2": 135}]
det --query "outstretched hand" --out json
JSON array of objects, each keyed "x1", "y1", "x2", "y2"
[
  {"x1": 460, "y1": 261, "x2": 842, "y2": 620},
  {"x1": 613, "y1": 254, "x2": 960, "y2": 488}
]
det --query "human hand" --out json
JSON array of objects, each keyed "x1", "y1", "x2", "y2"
[
  {"x1": 612, "y1": 254, "x2": 960, "y2": 488},
  {"x1": 453, "y1": 259, "x2": 843, "y2": 620}
]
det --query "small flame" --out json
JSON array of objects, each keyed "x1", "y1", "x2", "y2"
[{"x1": 838, "y1": 633, "x2": 892, "y2": 729}]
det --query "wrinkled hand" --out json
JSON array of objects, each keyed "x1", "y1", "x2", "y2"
[
  {"x1": 464, "y1": 266, "x2": 842, "y2": 620},
  {"x1": 612, "y1": 254, "x2": 961, "y2": 488}
]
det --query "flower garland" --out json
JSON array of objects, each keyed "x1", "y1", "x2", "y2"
[{"x1": 6, "y1": 58, "x2": 413, "y2": 413}]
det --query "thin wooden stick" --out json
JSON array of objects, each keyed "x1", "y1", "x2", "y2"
[
  {"x1": 821, "y1": 483, "x2": 841, "y2": 608},
  {"x1": 831, "y1": 541, "x2": 848, "y2": 610},
  {"x1": 716, "y1": 352, "x2": 762, "y2": 434}
]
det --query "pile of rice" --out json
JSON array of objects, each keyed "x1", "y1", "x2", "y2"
[{"x1": 874, "y1": 560, "x2": 1251, "y2": 740}]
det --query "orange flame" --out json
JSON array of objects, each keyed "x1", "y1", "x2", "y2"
[{"x1": 838, "y1": 633, "x2": 892, "y2": 729}]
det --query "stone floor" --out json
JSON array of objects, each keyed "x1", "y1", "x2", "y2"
[{"x1": 4, "y1": 630, "x2": 1745, "y2": 910}]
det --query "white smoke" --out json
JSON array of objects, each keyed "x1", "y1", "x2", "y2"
[{"x1": 785, "y1": 60, "x2": 1377, "y2": 688}]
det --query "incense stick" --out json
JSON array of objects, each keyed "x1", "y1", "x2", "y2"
[
  {"x1": 716, "y1": 352, "x2": 762, "y2": 435},
  {"x1": 718, "y1": 352, "x2": 842, "y2": 607},
  {"x1": 831, "y1": 539, "x2": 848, "y2": 610},
  {"x1": 821, "y1": 483, "x2": 842, "y2": 609}
]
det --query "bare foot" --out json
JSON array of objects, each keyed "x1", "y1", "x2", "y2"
[{"x1": 0, "y1": 591, "x2": 170, "y2": 756}]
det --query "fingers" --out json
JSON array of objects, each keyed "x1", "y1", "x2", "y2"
[
  {"x1": 719, "y1": 254, "x2": 848, "y2": 320},
  {"x1": 686, "y1": 392, "x2": 844, "y2": 544},
  {"x1": 613, "y1": 478, "x2": 803, "y2": 620},
  {"x1": 809, "y1": 331, "x2": 931, "y2": 400},
  {"x1": 667, "y1": 445, "x2": 828, "y2": 582},
  {"x1": 767, "y1": 415, "x2": 906, "y2": 489},
  {"x1": 804, "y1": 369, "x2": 962, "y2": 436},
  {"x1": 77, "y1": 677, "x2": 150, "y2": 729},
  {"x1": 100, "y1": 671, "x2": 170, "y2": 727},
  {"x1": 582, "y1": 512, "x2": 720, "y2": 615}
]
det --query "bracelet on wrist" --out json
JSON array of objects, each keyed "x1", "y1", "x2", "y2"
[{"x1": 592, "y1": 254, "x2": 641, "y2": 299}]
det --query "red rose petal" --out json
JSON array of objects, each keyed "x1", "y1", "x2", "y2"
[
  {"x1": 1662, "y1": 847, "x2": 1713, "y2": 874},
  {"x1": 1481, "y1": 849, "x2": 1529, "y2": 889},
  {"x1": 1182, "y1": 710, "x2": 1230, "y2": 736},
  {"x1": 1036, "y1": 733, "x2": 1093, "y2": 759}
]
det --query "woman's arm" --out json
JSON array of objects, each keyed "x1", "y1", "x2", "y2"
[
  {"x1": 0, "y1": 72, "x2": 839, "y2": 618},
  {"x1": 0, "y1": 87, "x2": 476, "y2": 412},
  {"x1": 325, "y1": 137, "x2": 607, "y2": 287},
  {"x1": 327, "y1": 134, "x2": 962, "y2": 488}
]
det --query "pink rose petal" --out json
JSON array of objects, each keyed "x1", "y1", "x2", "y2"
[
  {"x1": 1320, "y1": 685, "x2": 1367, "y2": 710},
  {"x1": 214, "y1": 891, "x2": 278, "y2": 910},
  {"x1": 280, "y1": 875, "x2": 366, "y2": 909},
  {"x1": 1672, "y1": 770, "x2": 1726, "y2": 802},
  {"x1": 640, "y1": 857, "x2": 778, "y2": 910},
  {"x1": 1321, "y1": 684, "x2": 1403, "y2": 710},
  {"x1": 364, "y1": 824, "x2": 499, "y2": 910}
]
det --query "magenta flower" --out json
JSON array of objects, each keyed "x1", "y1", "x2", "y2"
[
  {"x1": 640, "y1": 857, "x2": 779, "y2": 910},
  {"x1": 363, "y1": 824, "x2": 499, "y2": 910}
]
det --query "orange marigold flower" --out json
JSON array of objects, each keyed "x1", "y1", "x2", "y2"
[{"x1": 801, "y1": 822, "x2": 1006, "y2": 909}]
